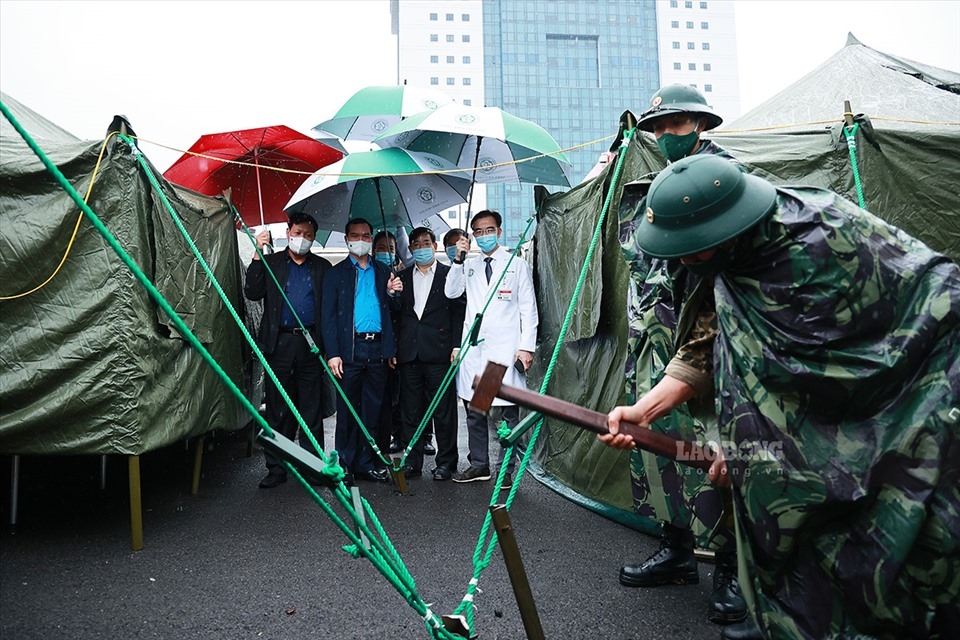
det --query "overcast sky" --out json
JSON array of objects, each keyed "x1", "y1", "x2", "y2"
[{"x1": 1, "y1": 0, "x2": 957, "y2": 172}]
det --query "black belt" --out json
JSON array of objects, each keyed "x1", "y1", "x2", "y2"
[
  {"x1": 355, "y1": 332, "x2": 381, "y2": 341},
  {"x1": 279, "y1": 326, "x2": 313, "y2": 335}
]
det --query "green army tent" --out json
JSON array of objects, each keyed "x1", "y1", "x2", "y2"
[
  {"x1": 528, "y1": 35, "x2": 960, "y2": 541},
  {"x1": 0, "y1": 92, "x2": 248, "y2": 455}
]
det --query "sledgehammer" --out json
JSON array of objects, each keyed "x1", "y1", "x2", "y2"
[{"x1": 470, "y1": 362, "x2": 713, "y2": 470}]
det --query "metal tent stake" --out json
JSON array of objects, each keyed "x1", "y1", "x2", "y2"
[{"x1": 489, "y1": 504, "x2": 545, "y2": 640}]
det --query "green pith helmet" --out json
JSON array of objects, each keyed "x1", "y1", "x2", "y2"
[
  {"x1": 637, "y1": 84, "x2": 723, "y2": 133},
  {"x1": 635, "y1": 155, "x2": 777, "y2": 259}
]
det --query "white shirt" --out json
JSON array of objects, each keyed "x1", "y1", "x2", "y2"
[
  {"x1": 445, "y1": 245, "x2": 538, "y2": 403},
  {"x1": 412, "y1": 261, "x2": 436, "y2": 319}
]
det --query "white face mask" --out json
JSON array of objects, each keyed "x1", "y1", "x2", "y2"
[
  {"x1": 347, "y1": 240, "x2": 372, "y2": 257},
  {"x1": 288, "y1": 236, "x2": 313, "y2": 255}
]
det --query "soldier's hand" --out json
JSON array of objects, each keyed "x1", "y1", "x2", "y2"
[
  {"x1": 600, "y1": 405, "x2": 641, "y2": 450},
  {"x1": 328, "y1": 357, "x2": 343, "y2": 379},
  {"x1": 708, "y1": 449, "x2": 731, "y2": 488}
]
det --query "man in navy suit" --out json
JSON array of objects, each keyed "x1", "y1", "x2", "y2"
[
  {"x1": 244, "y1": 212, "x2": 332, "y2": 489},
  {"x1": 392, "y1": 227, "x2": 466, "y2": 480},
  {"x1": 321, "y1": 217, "x2": 402, "y2": 484}
]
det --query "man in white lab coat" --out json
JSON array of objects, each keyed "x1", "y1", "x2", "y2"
[{"x1": 445, "y1": 210, "x2": 539, "y2": 487}]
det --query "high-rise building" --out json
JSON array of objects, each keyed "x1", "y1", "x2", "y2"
[{"x1": 392, "y1": 0, "x2": 740, "y2": 244}]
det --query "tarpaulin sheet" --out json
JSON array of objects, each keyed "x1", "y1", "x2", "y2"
[{"x1": 0, "y1": 92, "x2": 247, "y2": 455}]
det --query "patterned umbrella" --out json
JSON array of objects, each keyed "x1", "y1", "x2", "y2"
[{"x1": 313, "y1": 85, "x2": 454, "y2": 142}]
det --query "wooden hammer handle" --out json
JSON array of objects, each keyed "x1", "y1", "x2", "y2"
[{"x1": 474, "y1": 376, "x2": 714, "y2": 471}]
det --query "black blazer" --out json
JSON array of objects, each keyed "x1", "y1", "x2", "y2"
[
  {"x1": 244, "y1": 251, "x2": 331, "y2": 354},
  {"x1": 393, "y1": 262, "x2": 466, "y2": 365}
]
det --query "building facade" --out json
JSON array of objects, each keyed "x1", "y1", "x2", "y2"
[{"x1": 392, "y1": 0, "x2": 739, "y2": 245}]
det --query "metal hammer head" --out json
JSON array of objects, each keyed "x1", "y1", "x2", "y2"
[{"x1": 470, "y1": 361, "x2": 508, "y2": 414}]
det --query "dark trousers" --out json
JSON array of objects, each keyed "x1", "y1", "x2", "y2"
[
  {"x1": 335, "y1": 339, "x2": 387, "y2": 474},
  {"x1": 376, "y1": 368, "x2": 400, "y2": 456},
  {"x1": 463, "y1": 402, "x2": 524, "y2": 473},
  {"x1": 398, "y1": 360, "x2": 459, "y2": 472},
  {"x1": 264, "y1": 333, "x2": 324, "y2": 474}
]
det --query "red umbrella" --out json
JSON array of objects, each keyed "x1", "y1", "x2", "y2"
[{"x1": 163, "y1": 125, "x2": 344, "y2": 227}]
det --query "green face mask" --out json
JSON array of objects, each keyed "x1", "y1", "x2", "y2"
[{"x1": 657, "y1": 130, "x2": 700, "y2": 162}]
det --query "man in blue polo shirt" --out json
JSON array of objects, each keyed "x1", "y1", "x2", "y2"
[
  {"x1": 245, "y1": 212, "x2": 332, "y2": 489},
  {"x1": 322, "y1": 217, "x2": 402, "y2": 484}
]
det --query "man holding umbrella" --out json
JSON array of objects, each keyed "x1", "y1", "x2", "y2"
[
  {"x1": 245, "y1": 212, "x2": 332, "y2": 489},
  {"x1": 322, "y1": 217, "x2": 402, "y2": 484}
]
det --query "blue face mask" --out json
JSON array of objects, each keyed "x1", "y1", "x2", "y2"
[
  {"x1": 445, "y1": 246, "x2": 458, "y2": 262},
  {"x1": 375, "y1": 252, "x2": 394, "y2": 265},
  {"x1": 475, "y1": 234, "x2": 498, "y2": 253},
  {"x1": 412, "y1": 247, "x2": 434, "y2": 265}
]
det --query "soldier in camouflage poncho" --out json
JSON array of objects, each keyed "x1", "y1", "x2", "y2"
[
  {"x1": 610, "y1": 154, "x2": 960, "y2": 639},
  {"x1": 617, "y1": 85, "x2": 747, "y2": 627}
]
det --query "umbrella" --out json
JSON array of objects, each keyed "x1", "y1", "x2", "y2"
[
  {"x1": 373, "y1": 103, "x2": 573, "y2": 229},
  {"x1": 312, "y1": 85, "x2": 454, "y2": 142},
  {"x1": 163, "y1": 125, "x2": 344, "y2": 227},
  {"x1": 284, "y1": 147, "x2": 472, "y2": 233}
]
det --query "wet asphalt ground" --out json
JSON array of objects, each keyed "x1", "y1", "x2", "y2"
[{"x1": 0, "y1": 416, "x2": 722, "y2": 640}]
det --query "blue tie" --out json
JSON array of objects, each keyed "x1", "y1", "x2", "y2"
[{"x1": 484, "y1": 257, "x2": 493, "y2": 284}]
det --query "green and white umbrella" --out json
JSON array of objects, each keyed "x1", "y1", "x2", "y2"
[
  {"x1": 373, "y1": 103, "x2": 573, "y2": 188},
  {"x1": 284, "y1": 147, "x2": 471, "y2": 232},
  {"x1": 312, "y1": 85, "x2": 454, "y2": 142}
]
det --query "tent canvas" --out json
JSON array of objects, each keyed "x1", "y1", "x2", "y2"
[
  {"x1": 0, "y1": 92, "x2": 248, "y2": 455},
  {"x1": 529, "y1": 36, "x2": 960, "y2": 542}
]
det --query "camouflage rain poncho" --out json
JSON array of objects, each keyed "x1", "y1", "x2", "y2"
[{"x1": 713, "y1": 186, "x2": 960, "y2": 637}]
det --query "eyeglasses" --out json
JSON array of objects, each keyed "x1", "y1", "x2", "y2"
[{"x1": 472, "y1": 226, "x2": 498, "y2": 237}]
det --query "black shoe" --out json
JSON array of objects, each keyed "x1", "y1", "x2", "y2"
[
  {"x1": 258, "y1": 472, "x2": 287, "y2": 489},
  {"x1": 432, "y1": 465, "x2": 453, "y2": 481},
  {"x1": 401, "y1": 464, "x2": 421, "y2": 479},
  {"x1": 341, "y1": 472, "x2": 354, "y2": 487},
  {"x1": 500, "y1": 472, "x2": 513, "y2": 489},
  {"x1": 424, "y1": 439, "x2": 436, "y2": 456},
  {"x1": 619, "y1": 524, "x2": 698, "y2": 587},
  {"x1": 452, "y1": 466, "x2": 491, "y2": 483},
  {"x1": 355, "y1": 468, "x2": 390, "y2": 483},
  {"x1": 710, "y1": 552, "x2": 747, "y2": 624},
  {"x1": 389, "y1": 439, "x2": 403, "y2": 454},
  {"x1": 720, "y1": 619, "x2": 761, "y2": 640}
]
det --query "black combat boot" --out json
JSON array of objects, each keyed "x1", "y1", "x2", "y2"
[
  {"x1": 709, "y1": 551, "x2": 747, "y2": 623},
  {"x1": 619, "y1": 523, "x2": 698, "y2": 587}
]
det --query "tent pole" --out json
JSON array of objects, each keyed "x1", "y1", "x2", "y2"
[{"x1": 9, "y1": 454, "x2": 19, "y2": 526}]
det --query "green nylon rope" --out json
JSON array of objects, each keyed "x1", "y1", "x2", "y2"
[
  {"x1": 842, "y1": 122, "x2": 866, "y2": 208},
  {"x1": 453, "y1": 128, "x2": 637, "y2": 631},
  {"x1": 1, "y1": 102, "x2": 459, "y2": 640}
]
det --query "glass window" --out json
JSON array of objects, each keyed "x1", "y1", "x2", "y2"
[
  {"x1": 689, "y1": 62, "x2": 696, "y2": 70},
  {"x1": 700, "y1": 1, "x2": 708, "y2": 8},
  {"x1": 430, "y1": 77, "x2": 439, "y2": 85},
  {"x1": 687, "y1": 41, "x2": 695, "y2": 49},
  {"x1": 685, "y1": 1, "x2": 693, "y2": 7},
  {"x1": 704, "y1": 63, "x2": 712, "y2": 71},
  {"x1": 463, "y1": 77, "x2": 471, "y2": 86},
  {"x1": 670, "y1": 0, "x2": 677, "y2": 6},
  {"x1": 705, "y1": 84, "x2": 713, "y2": 92},
  {"x1": 463, "y1": 99, "x2": 472, "y2": 106},
  {"x1": 702, "y1": 42, "x2": 710, "y2": 50},
  {"x1": 446, "y1": 55, "x2": 454, "y2": 63},
  {"x1": 671, "y1": 20, "x2": 679, "y2": 28},
  {"x1": 446, "y1": 77, "x2": 455, "y2": 85},
  {"x1": 429, "y1": 13, "x2": 437, "y2": 21},
  {"x1": 463, "y1": 56, "x2": 471, "y2": 64},
  {"x1": 430, "y1": 34, "x2": 438, "y2": 42},
  {"x1": 686, "y1": 21, "x2": 694, "y2": 28},
  {"x1": 462, "y1": 34, "x2": 470, "y2": 42},
  {"x1": 430, "y1": 55, "x2": 438, "y2": 63},
  {"x1": 701, "y1": 21, "x2": 709, "y2": 29},
  {"x1": 462, "y1": 13, "x2": 470, "y2": 21},
  {"x1": 673, "y1": 62, "x2": 681, "y2": 70},
  {"x1": 446, "y1": 34, "x2": 454, "y2": 42},
  {"x1": 672, "y1": 41, "x2": 680, "y2": 49},
  {"x1": 445, "y1": 13, "x2": 453, "y2": 21}
]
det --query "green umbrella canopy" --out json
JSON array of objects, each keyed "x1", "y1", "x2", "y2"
[
  {"x1": 313, "y1": 85, "x2": 454, "y2": 142},
  {"x1": 284, "y1": 147, "x2": 471, "y2": 232}
]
